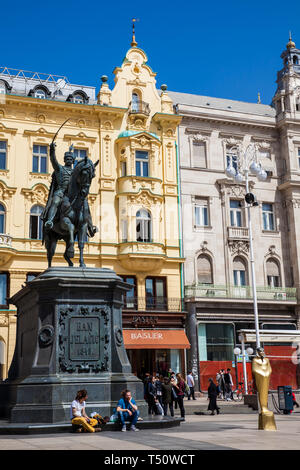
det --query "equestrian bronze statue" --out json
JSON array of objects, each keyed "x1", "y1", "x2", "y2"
[{"x1": 42, "y1": 140, "x2": 98, "y2": 268}]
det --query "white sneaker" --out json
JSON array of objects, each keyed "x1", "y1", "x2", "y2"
[
  {"x1": 122, "y1": 425, "x2": 126, "y2": 432},
  {"x1": 130, "y1": 425, "x2": 139, "y2": 432}
]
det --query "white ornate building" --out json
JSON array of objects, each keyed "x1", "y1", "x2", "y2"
[{"x1": 172, "y1": 36, "x2": 300, "y2": 390}]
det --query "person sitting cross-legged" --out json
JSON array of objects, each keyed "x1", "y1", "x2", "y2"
[
  {"x1": 71, "y1": 389, "x2": 101, "y2": 433},
  {"x1": 117, "y1": 389, "x2": 140, "y2": 432}
]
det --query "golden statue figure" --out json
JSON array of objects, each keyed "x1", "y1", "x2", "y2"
[{"x1": 252, "y1": 347, "x2": 277, "y2": 431}]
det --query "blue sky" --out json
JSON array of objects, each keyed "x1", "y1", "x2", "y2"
[{"x1": 1, "y1": 0, "x2": 298, "y2": 104}]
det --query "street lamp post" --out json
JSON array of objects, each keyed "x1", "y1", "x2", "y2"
[{"x1": 226, "y1": 144, "x2": 267, "y2": 352}]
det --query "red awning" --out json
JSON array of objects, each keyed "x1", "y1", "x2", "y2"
[{"x1": 123, "y1": 329, "x2": 190, "y2": 349}]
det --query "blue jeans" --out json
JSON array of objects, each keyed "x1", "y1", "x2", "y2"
[{"x1": 118, "y1": 410, "x2": 139, "y2": 427}]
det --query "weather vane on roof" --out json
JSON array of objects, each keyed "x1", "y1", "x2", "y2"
[{"x1": 131, "y1": 18, "x2": 139, "y2": 47}]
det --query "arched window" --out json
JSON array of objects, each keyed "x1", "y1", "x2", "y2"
[
  {"x1": 233, "y1": 257, "x2": 247, "y2": 286},
  {"x1": 30, "y1": 205, "x2": 44, "y2": 240},
  {"x1": 293, "y1": 55, "x2": 299, "y2": 65},
  {"x1": 136, "y1": 209, "x2": 151, "y2": 242},
  {"x1": 197, "y1": 254, "x2": 213, "y2": 284},
  {"x1": 266, "y1": 258, "x2": 281, "y2": 287},
  {"x1": 131, "y1": 92, "x2": 140, "y2": 112},
  {"x1": 0, "y1": 204, "x2": 6, "y2": 234}
]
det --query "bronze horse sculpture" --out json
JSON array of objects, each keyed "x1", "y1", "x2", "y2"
[{"x1": 43, "y1": 156, "x2": 98, "y2": 268}]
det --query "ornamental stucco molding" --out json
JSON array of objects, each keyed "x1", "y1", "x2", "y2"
[
  {"x1": 217, "y1": 178, "x2": 255, "y2": 204},
  {"x1": 228, "y1": 240, "x2": 249, "y2": 255},
  {"x1": 0, "y1": 181, "x2": 17, "y2": 202},
  {"x1": 21, "y1": 183, "x2": 49, "y2": 206},
  {"x1": 0, "y1": 122, "x2": 17, "y2": 135},
  {"x1": 129, "y1": 190, "x2": 162, "y2": 208},
  {"x1": 284, "y1": 198, "x2": 300, "y2": 208}
]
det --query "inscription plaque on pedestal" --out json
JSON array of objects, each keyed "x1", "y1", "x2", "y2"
[
  {"x1": 69, "y1": 317, "x2": 100, "y2": 361},
  {"x1": 59, "y1": 305, "x2": 109, "y2": 374}
]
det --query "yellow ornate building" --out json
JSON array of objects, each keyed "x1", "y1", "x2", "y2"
[{"x1": 0, "y1": 37, "x2": 187, "y2": 379}]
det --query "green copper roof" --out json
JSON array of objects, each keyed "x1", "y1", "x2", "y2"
[{"x1": 117, "y1": 130, "x2": 160, "y2": 140}]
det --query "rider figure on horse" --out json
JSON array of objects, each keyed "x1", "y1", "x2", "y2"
[{"x1": 43, "y1": 142, "x2": 96, "y2": 237}]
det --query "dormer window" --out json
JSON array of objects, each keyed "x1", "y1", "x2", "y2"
[
  {"x1": 35, "y1": 88, "x2": 46, "y2": 99},
  {"x1": 29, "y1": 85, "x2": 50, "y2": 99},
  {"x1": 66, "y1": 90, "x2": 89, "y2": 104},
  {"x1": 74, "y1": 94, "x2": 84, "y2": 104}
]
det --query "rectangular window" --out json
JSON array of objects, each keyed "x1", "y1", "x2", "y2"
[
  {"x1": 226, "y1": 151, "x2": 238, "y2": 172},
  {"x1": 233, "y1": 269, "x2": 246, "y2": 286},
  {"x1": 205, "y1": 323, "x2": 234, "y2": 362},
  {"x1": 0, "y1": 141, "x2": 7, "y2": 170},
  {"x1": 120, "y1": 275, "x2": 137, "y2": 309},
  {"x1": 262, "y1": 203, "x2": 275, "y2": 231},
  {"x1": 145, "y1": 277, "x2": 167, "y2": 310},
  {"x1": 73, "y1": 148, "x2": 87, "y2": 167},
  {"x1": 0, "y1": 273, "x2": 8, "y2": 307},
  {"x1": 135, "y1": 151, "x2": 149, "y2": 177},
  {"x1": 230, "y1": 200, "x2": 243, "y2": 227},
  {"x1": 267, "y1": 275, "x2": 280, "y2": 288},
  {"x1": 192, "y1": 141, "x2": 207, "y2": 168},
  {"x1": 194, "y1": 198, "x2": 209, "y2": 226},
  {"x1": 32, "y1": 145, "x2": 47, "y2": 173}
]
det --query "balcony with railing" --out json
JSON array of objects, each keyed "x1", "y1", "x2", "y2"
[
  {"x1": 185, "y1": 284, "x2": 297, "y2": 302},
  {"x1": 0, "y1": 234, "x2": 12, "y2": 247},
  {"x1": 128, "y1": 100, "x2": 150, "y2": 116},
  {"x1": 122, "y1": 296, "x2": 185, "y2": 312},
  {"x1": 227, "y1": 226, "x2": 249, "y2": 240}
]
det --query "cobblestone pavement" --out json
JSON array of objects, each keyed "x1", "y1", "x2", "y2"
[{"x1": 1, "y1": 413, "x2": 300, "y2": 450}]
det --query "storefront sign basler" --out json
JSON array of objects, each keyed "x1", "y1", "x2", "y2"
[{"x1": 130, "y1": 331, "x2": 163, "y2": 340}]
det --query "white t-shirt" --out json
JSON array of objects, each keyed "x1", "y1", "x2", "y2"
[
  {"x1": 187, "y1": 374, "x2": 194, "y2": 387},
  {"x1": 70, "y1": 400, "x2": 86, "y2": 420}
]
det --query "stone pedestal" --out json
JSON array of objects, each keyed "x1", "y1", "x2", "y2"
[{"x1": 0, "y1": 267, "x2": 146, "y2": 423}]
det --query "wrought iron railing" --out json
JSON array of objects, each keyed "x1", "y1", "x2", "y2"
[
  {"x1": 185, "y1": 284, "x2": 297, "y2": 302},
  {"x1": 122, "y1": 296, "x2": 186, "y2": 312},
  {"x1": 128, "y1": 100, "x2": 150, "y2": 115}
]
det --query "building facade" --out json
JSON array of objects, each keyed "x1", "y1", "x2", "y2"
[
  {"x1": 0, "y1": 38, "x2": 188, "y2": 380},
  {"x1": 175, "y1": 37, "x2": 300, "y2": 390}
]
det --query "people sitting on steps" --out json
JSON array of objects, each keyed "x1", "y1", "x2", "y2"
[{"x1": 116, "y1": 389, "x2": 140, "y2": 432}]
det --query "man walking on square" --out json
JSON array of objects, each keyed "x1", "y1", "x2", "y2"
[{"x1": 187, "y1": 371, "x2": 196, "y2": 400}]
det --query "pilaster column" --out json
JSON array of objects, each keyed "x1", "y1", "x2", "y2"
[
  {"x1": 136, "y1": 274, "x2": 146, "y2": 310},
  {"x1": 185, "y1": 302, "x2": 200, "y2": 391}
]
